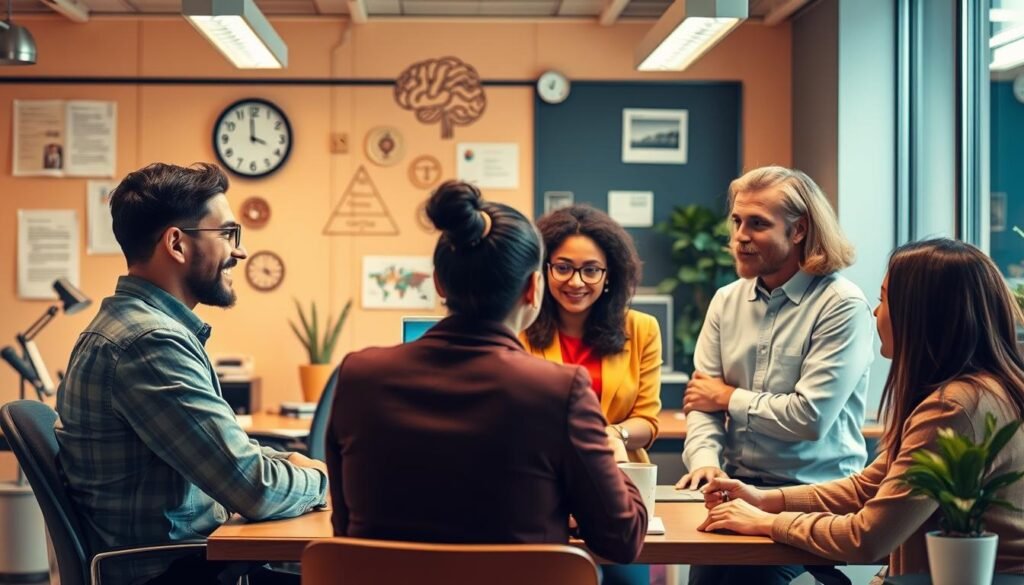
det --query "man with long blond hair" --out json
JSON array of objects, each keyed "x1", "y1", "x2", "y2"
[{"x1": 677, "y1": 166, "x2": 874, "y2": 585}]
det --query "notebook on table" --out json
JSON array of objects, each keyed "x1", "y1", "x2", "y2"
[{"x1": 655, "y1": 485, "x2": 704, "y2": 502}]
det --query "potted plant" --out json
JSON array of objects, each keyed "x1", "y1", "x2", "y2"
[
  {"x1": 900, "y1": 413, "x2": 1024, "y2": 585},
  {"x1": 654, "y1": 204, "x2": 734, "y2": 371},
  {"x1": 289, "y1": 298, "x2": 352, "y2": 403}
]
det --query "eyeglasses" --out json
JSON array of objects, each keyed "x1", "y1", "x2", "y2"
[
  {"x1": 180, "y1": 225, "x2": 242, "y2": 248},
  {"x1": 547, "y1": 262, "x2": 607, "y2": 285}
]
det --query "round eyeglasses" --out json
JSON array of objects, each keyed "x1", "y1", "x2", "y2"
[{"x1": 547, "y1": 262, "x2": 607, "y2": 285}]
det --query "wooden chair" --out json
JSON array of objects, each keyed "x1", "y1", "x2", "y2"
[{"x1": 301, "y1": 537, "x2": 600, "y2": 585}]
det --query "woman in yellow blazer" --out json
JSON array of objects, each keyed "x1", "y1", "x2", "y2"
[{"x1": 521, "y1": 205, "x2": 662, "y2": 463}]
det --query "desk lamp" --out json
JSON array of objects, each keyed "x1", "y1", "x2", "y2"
[{"x1": 2, "y1": 278, "x2": 91, "y2": 401}]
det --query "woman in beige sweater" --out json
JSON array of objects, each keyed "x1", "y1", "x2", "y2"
[{"x1": 697, "y1": 238, "x2": 1024, "y2": 577}]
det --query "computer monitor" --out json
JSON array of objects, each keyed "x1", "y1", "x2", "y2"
[
  {"x1": 401, "y1": 316, "x2": 442, "y2": 343},
  {"x1": 629, "y1": 294, "x2": 674, "y2": 372}
]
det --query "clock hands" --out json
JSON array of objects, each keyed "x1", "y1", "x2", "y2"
[{"x1": 249, "y1": 117, "x2": 267, "y2": 145}]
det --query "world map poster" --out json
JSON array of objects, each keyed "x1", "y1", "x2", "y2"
[{"x1": 361, "y1": 255, "x2": 436, "y2": 309}]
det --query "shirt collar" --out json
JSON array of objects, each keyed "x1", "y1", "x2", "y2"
[
  {"x1": 745, "y1": 270, "x2": 816, "y2": 306},
  {"x1": 115, "y1": 275, "x2": 212, "y2": 343}
]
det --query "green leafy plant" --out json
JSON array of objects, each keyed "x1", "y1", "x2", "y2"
[
  {"x1": 289, "y1": 298, "x2": 353, "y2": 364},
  {"x1": 655, "y1": 204, "x2": 735, "y2": 371},
  {"x1": 900, "y1": 413, "x2": 1024, "y2": 537}
]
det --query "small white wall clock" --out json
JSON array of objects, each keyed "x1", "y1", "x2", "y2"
[{"x1": 537, "y1": 70, "x2": 571, "y2": 105}]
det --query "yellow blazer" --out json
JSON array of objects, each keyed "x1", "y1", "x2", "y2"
[{"x1": 520, "y1": 309, "x2": 662, "y2": 462}]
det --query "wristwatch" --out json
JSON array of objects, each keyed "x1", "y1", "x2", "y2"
[{"x1": 613, "y1": 424, "x2": 630, "y2": 448}]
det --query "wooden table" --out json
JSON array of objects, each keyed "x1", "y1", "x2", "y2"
[
  {"x1": 207, "y1": 502, "x2": 831, "y2": 566},
  {"x1": 242, "y1": 410, "x2": 884, "y2": 441},
  {"x1": 657, "y1": 409, "x2": 884, "y2": 440}
]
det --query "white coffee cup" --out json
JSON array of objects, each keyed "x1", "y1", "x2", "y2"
[{"x1": 618, "y1": 462, "x2": 657, "y2": 517}]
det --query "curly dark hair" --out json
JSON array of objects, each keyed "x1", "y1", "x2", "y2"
[{"x1": 525, "y1": 205, "x2": 641, "y2": 357}]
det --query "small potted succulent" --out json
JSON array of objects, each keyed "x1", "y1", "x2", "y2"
[
  {"x1": 289, "y1": 298, "x2": 352, "y2": 402},
  {"x1": 900, "y1": 413, "x2": 1023, "y2": 585}
]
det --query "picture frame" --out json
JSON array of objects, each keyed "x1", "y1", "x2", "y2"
[{"x1": 622, "y1": 108, "x2": 688, "y2": 165}]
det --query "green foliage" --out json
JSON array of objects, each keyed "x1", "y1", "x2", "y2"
[
  {"x1": 1013, "y1": 284, "x2": 1024, "y2": 314},
  {"x1": 655, "y1": 204, "x2": 734, "y2": 370},
  {"x1": 900, "y1": 413, "x2": 1024, "y2": 537},
  {"x1": 289, "y1": 298, "x2": 353, "y2": 364}
]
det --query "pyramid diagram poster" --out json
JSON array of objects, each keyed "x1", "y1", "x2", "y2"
[{"x1": 323, "y1": 165, "x2": 399, "y2": 236}]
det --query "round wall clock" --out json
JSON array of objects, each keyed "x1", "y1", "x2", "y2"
[
  {"x1": 239, "y1": 196, "x2": 271, "y2": 229},
  {"x1": 245, "y1": 250, "x2": 285, "y2": 292},
  {"x1": 537, "y1": 70, "x2": 570, "y2": 105},
  {"x1": 214, "y1": 98, "x2": 292, "y2": 178},
  {"x1": 1014, "y1": 73, "x2": 1024, "y2": 104}
]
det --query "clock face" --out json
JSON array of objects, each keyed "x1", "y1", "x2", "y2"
[
  {"x1": 245, "y1": 250, "x2": 285, "y2": 292},
  {"x1": 537, "y1": 71, "x2": 570, "y2": 105},
  {"x1": 214, "y1": 99, "x2": 292, "y2": 178}
]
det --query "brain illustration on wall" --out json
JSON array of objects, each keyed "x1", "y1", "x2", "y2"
[{"x1": 394, "y1": 56, "x2": 487, "y2": 140}]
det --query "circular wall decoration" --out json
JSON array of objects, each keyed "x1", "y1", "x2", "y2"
[
  {"x1": 364, "y1": 126, "x2": 406, "y2": 167},
  {"x1": 245, "y1": 250, "x2": 285, "y2": 292},
  {"x1": 213, "y1": 98, "x2": 292, "y2": 178},
  {"x1": 408, "y1": 155, "x2": 443, "y2": 189},
  {"x1": 239, "y1": 196, "x2": 271, "y2": 229}
]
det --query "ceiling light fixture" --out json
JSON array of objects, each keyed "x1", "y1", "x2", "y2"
[
  {"x1": 0, "y1": 0, "x2": 37, "y2": 66},
  {"x1": 183, "y1": 0, "x2": 287, "y2": 69},
  {"x1": 635, "y1": 0, "x2": 747, "y2": 72}
]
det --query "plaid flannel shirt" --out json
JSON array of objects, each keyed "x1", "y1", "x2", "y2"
[{"x1": 56, "y1": 275, "x2": 326, "y2": 585}]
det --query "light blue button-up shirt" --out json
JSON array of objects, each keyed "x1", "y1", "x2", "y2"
[{"x1": 683, "y1": 270, "x2": 874, "y2": 485}]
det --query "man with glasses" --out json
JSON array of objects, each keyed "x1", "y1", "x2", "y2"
[{"x1": 56, "y1": 163, "x2": 326, "y2": 585}]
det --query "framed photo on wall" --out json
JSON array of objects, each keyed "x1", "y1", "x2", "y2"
[{"x1": 621, "y1": 108, "x2": 688, "y2": 165}]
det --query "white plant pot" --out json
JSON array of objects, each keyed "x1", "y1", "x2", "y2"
[{"x1": 926, "y1": 530, "x2": 998, "y2": 585}]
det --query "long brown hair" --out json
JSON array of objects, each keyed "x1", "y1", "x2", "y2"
[
  {"x1": 729, "y1": 166, "x2": 855, "y2": 275},
  {"x1": 880, "y1": 238, "x2": 1024, "y2": 462}
]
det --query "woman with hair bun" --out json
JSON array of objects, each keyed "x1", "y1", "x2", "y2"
[{"x1": 324, "y1": 181, "x2": 648, "y2": 565}]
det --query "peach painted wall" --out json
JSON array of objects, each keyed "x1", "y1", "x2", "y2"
[{"x1": 0, "y1": 17, "x2": 792, "y2": 430}]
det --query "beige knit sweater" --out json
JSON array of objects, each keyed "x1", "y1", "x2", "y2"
[{"x1": 771, "y1": 379, "x2": 1024, "y2": 575}]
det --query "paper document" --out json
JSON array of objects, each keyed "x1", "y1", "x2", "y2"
[
  {"x1": 647, "y1": 517, "x2": 665, "y2": 535},
  {"x1": 13, "y1": 100, "x2": 117, "y2": 177},
  {"x1": 656, "y1": 485, "x2": 704, "y2": 502},
  {"x1": 17, "y1": 210, "x2": 80, "y2": 299}
]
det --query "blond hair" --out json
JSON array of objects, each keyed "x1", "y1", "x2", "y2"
[{"x1": 728, "y1": 166, "x2": 855, "y2": 275}]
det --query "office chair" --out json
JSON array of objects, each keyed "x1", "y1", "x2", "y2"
[
  {"x1": 301, "y1": 537, "x2": 600, "y2": 585},
  {"x1": 250, "y1": 364, "x2": 339, "y2": 461},
  {"x1": 0, "y1": 400, "x2": 205, "y2": 585}
]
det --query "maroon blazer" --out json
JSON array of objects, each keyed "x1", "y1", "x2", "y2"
[{"x1": 324, "y1": 315, "x2": 647, "y2": 564}]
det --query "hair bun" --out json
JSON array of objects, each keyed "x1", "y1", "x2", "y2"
[{"x1": 426, "y1": 181, "x2": 486, "y2": 248}]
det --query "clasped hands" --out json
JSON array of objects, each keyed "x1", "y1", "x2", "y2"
[
  {"x1": 683, "y1": 371, "x2": 735, "y2": 415},
  {"x1": 695, "y1": 477, "x2": 776, "y2": 537}
]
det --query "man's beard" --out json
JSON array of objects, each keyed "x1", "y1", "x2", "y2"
[{"x1": 186, "y1": 255, "x2": 237, "y2": 307}]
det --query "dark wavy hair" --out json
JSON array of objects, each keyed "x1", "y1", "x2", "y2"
[
  {"x1": 880, "y1": 238, "x2": 1024, "y2": 463},
  {"x1": 427, "y1": 180, "x2": 542, "y2": 321},
  {"x1": 525, "y1": 205, "x2": 641, "y2": 357},
  {"x1": 110, "y1": 162, "x2": 229, "y2": 266}
]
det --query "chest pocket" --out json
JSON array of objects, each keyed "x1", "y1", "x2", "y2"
[{"x1": 765, "y1": 347, "x2": 804, "y2": 394}]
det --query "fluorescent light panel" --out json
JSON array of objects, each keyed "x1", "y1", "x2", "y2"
[
  {"x1": 636, "y1": 0, "x2": 747, "y2": 72},
  {"x1": 183, "y1": 0, "x2": 287, "y2": 69}
]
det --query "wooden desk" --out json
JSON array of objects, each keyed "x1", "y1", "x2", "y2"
[
  {"x1": 238, "y1": 413, "x2": 312, "y2": 436},
  {"x1": 657, "y1": 410, "x2": 884, "y2": 440},
  {"x1": 207, "y1": 502, "x2": 830, "y2": 566},
  {"x1": 240, "y1": 411, "x2": 884, "y2": 442}
]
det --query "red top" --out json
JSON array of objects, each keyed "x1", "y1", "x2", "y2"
[{"x1": 558, "y1": 332, "x2": 602, "y2": 397}]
